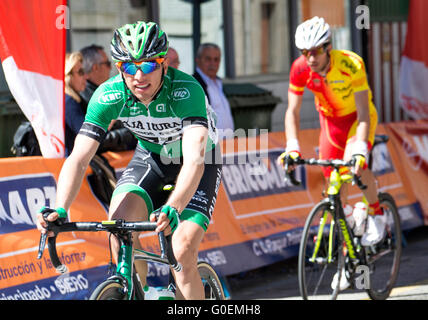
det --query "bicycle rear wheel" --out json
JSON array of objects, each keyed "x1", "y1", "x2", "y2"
[
  {"x1": 366, "y1": 192, "x2": 402, "y2": 300},
  {"x1": 198, "y1": 261, "x2": 225, "y2": 300},
  {"x1": 298, "y1": 201, "x2": 345, "y2": 300},
  {"x1": 89, "y1": 279, "x2": 126, "y2": 300}
]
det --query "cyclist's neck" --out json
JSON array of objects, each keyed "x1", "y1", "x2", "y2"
[{"x1": 318, "y1": 59, "x2": 331, "y2": 78}]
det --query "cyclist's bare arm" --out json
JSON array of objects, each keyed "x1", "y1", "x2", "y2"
[
  {"x1": 277, "y1": 91, "x2": 303, "y2": 166},
  {"x1": 36, "y1": 134, "x2": 100, "y2": 234},
  {"x1": 353, "y1": 89, "x2": 370, "y2": 144},
  {"x1": 153, "y1": 125, "x2": 208, "y2": 232},
  {"x1": 285, "y1": 91, "x2": 303, "y2": 143}
]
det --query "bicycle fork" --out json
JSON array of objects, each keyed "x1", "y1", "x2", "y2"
[
  {"x1": 311, "y1": 203, "x2": 361, "y2": 266},
  {"x1": 114, "y1": 236, "x2": 135, "y2": 300}
]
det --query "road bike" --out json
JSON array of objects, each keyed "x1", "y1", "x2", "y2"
[
  {"x1": 285, "y1": 135, "x2": 402, "y2": 300},
  {"x1": 37, "y1": 213, "x2": 226, "y2": 300}
]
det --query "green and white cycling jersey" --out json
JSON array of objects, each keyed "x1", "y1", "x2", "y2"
[{"x1": 79, "y1": 67, "x2": 218, "y2": 158}]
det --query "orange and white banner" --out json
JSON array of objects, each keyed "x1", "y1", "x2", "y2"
[{"x1": 0, "y1": 125, "x2": 425, "y2": 299}]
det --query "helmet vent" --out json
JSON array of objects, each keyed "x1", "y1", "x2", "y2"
[
  {"x1": 138, "y1": 39, "x2": 143, "y2": 54},
  {"x1": 128, "y1": 41, "x2": 134, "y2": 51}
]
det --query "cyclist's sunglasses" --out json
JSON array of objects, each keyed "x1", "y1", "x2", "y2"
[
  {"x1": 301, "y1": 43, "x2": 330, "y2": 58},
  {"x1": 117, "y1": 58, "x2": 165, "y2": 75}
]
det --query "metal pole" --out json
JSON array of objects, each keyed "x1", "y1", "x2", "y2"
[
  {"x1": 193, "y1": 0, "x2": 201, "y2": 72},
  {"x1": 222, "y1": 0, "x2": 235, "y2": 78}
]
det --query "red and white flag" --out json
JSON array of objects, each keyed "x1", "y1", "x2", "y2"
[
  {"x1": 0, "y1": 0, "x2": 66, "y2": 157},
  {"x1": 399, "y1": 0, "x2": 428, "y2": 119}
]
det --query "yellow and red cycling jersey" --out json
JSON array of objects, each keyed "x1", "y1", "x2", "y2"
[
  {"x1": 289, "y1": 49, "x2": 376, "y2": 118},
  {"x1": 289, "y1": 49, "x2": 378, "y2": 177}
]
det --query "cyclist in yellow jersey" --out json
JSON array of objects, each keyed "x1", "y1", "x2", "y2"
[{"x1": 278, "y1": 17, "x2": 386, "y2": 249}]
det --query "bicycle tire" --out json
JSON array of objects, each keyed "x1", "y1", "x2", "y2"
[
  {"x1": 198, "y1": 261, "x2": 225, "y2": 300},
  {"x1": 298, "y1": 201, "x2": 344, "y2": 300},
  {"x1": 89, "y1": 280, "x2": 127, "y2": 300},
  {"x1": 366, "y1": 192, "x2": 402, "y2": 300}
]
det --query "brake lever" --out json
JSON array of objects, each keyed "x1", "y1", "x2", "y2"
[
  {"x1": 284, "y1": 157, "x2": 301, "y2": 186},
  {"x1": 353, "y1": 174, "x2": 367, "y2": 190},
  {"x1": 36, "y1": 211, "x2": 63, "y2": 260},
  {"x1": 37, "y1": 232, "x2": 48, "y2": 259}
]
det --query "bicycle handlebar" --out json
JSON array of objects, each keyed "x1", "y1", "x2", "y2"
[
  {"x1": 37, "y1": 218, "x2": 182, "y2": 274},
  {"x1": 284, "y1": 157, "x2": 367, "y2": 190}
]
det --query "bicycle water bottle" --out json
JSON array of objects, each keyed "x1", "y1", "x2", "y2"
[
  {"x1": 344, "y1": 204, "x2": 355, "y2": 229},
  {"x1": 352, "y1": 202, "x2": 368, "y2": 236},
  {"x1": 143, "y1": 285, "x2": 175, "y2": 300}
]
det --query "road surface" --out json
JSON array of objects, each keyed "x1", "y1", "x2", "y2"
[{"x1": 228, "y1": 226, "x2": 428, "y2": 300}]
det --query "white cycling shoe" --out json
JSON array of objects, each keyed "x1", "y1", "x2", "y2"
[
  {"x1": 361, "y1": 214, "x2": 386, "y2": 247},
  {"x1": 331, "y1": 267, "x2": 350, "y2": 291}
]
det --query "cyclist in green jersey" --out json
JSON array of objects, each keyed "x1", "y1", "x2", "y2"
[{"x1": 37, "y1": 21, "x2": 222, "y2": 300}]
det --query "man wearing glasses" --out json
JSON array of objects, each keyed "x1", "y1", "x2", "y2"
[
  {"x1": 80, "y1": 44, "x2": 137, "y2": 153},
  {"x1": 279, "y1": 17, "x2": 385, "y2": 253},
  {"x1": 37, "y1": 21, "x2": 221, "y2": 300},
  {"x1": 80, "y1": 44, "x2": 112, "y2": 106}
]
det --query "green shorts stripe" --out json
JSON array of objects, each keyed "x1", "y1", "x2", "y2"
[
  {"x1": 180, "y1": 208, "x2": 210, "y2": 232},
  {"x1": 112, "y1": 184, "x2": 154, "y2": 215}
]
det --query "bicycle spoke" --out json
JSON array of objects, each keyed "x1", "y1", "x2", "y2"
[
  {"x1": 366, "y1": 193, "x2": 402, "y2": 300},
  {"x1": 299, "y1": 202, "x2": 342, "y2": 300}
]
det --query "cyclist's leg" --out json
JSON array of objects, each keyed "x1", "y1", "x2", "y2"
[
  {"x1": 172, "y1": 162, "x2": 222, "y2": 300},
  {"x1": 108, "y1": 146, "x2": 169, "y2": 287},
  {"x1": 343, "y1": 107, "x2": 379, "y2": 207},
  {"x1": 108, "y1": 191, "x2": 149, "y2": 286},
  {"x1": 318, "y1": 113, "x2": 352, "y2": 202},
  {"x1": 172, "y1": 221, "x2": 206, "y2": 299}
]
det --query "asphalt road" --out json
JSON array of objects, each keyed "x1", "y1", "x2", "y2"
[{"x1": 227, "y1": 226, "x2": 428, "y2": 300}]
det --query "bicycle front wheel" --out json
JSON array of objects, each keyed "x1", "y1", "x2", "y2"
[
  {"x1": 366, "y1": 192, "x2": 402, "y2": 300},
  {"x1": 298, "y1": 201, "x2": 344, "y2": 300},
  {"x1": 89, "y1": 280, "x2": 127, "y2": 300},
  {"x1": 198, "y1": 261, "x2": 225, "y2": 300}
]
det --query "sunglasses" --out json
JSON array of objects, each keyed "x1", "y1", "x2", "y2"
[
  {"x1": 301, "y1": 43, "x2": 330, "y2": 58},
  {"x1": 117, "y1": 58, "x2": 165, "y2": 75}
]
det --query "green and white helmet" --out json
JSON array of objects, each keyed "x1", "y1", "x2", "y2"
[{"x1": 111, "y1": 21, "x2": 168, "y2": 62}]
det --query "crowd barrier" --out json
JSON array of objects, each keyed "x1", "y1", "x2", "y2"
[{"x1": 0, "y1": 121, "x2": 427, "y2": 299}]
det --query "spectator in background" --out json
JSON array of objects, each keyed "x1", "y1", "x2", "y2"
[
  {"x1": 166, "y1": 47, "x2": 180, "y2": 69},
  {"x1": 80, "y1": 44, "x2": 137, "y2": 153},
  {"x1": 80, "y1": 44, "x2": 112, "y2": 104},
  {"x1": 193, "y1": 43, "x2": 234, "y2": 139},
  {"x1": 64, "y1": 51, "x2": 88, "y2": 156}
]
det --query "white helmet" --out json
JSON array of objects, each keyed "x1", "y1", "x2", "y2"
[{"x1": 295, "y1": 16, "x2": 331, "y2": 50}]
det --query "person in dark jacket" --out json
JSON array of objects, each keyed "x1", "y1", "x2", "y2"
[
  {"x1": 80, "y1": 44, "x2": 137, "y2": 153},
  {"x1": 64, "y1": 51, "x2": 89, "y2": 156}
]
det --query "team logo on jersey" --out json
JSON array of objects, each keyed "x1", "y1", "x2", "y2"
[
  {"x1": 98, "y1": 90, "x2": 124, "y2": 105},
  {"x1": 172, "y1": 88, "x2": 190, "y2": 101},
  {"x1": 156, "y1": 104, "x2": 166, "y2": 112}
]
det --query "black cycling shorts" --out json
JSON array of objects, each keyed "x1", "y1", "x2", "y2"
[{"x1": 112, "y1": 144, "x2": 222, "y2": 231}]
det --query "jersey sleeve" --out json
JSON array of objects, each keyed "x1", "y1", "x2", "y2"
[
  {"x1": 343, "y1": 51, "x2": 370, "y2": 93},
  {"x1": 288, "y1": 56, "x2": 309, "y2": 96},
  {"x1": 172, "y1": 81, "x2": 209, "y2": 129},
  {"x1": 79, "y1": 79, "x2": 123, "y2": 142}
]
